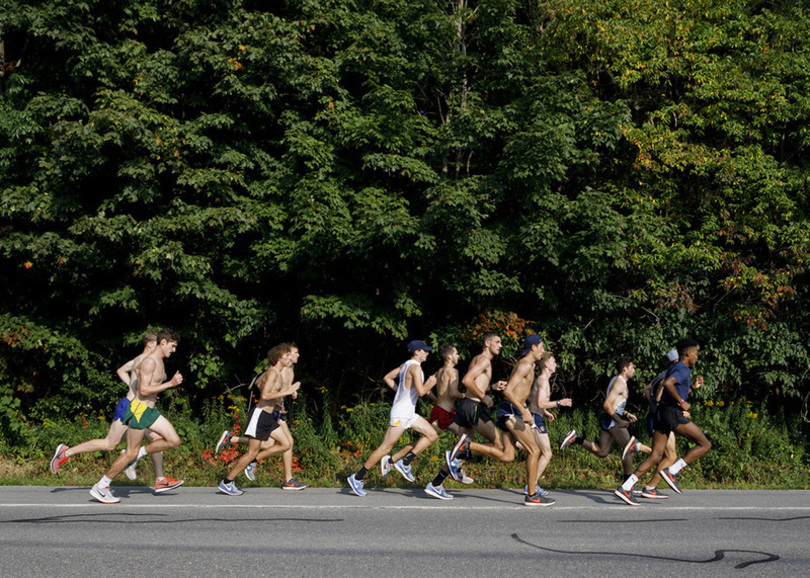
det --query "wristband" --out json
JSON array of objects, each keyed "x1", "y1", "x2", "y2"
[
  {"x1": 556, "y1": 400, "x2": 561, "y2": 408},
  {"x1": 678, "y1": 399, "x2": 684, "y2": 407}
]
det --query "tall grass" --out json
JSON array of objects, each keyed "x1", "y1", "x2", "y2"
[{"x1": 5, "y1": 394, "x2": 809, "y2": 490}]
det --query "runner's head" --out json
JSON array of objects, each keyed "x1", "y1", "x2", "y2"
[
  {"x1": 142, "y1": 330, "x2": 158, "y2": 347},
  {"x1": 616, "y1": 355, "x2": 635, "y2": 378},
  {"x1": 482, "y1": 331, "x2": 502, "y2": 355},
  {"x1": 675, "y1": 338, "x2": 699, "y2": 366},
  {"x1": 538, "y1": 352, "x2": 556, "y2": 373},
  {"x1": 520, "y1": 334, "x2": 544, "y2": 358},
  {"x1": 439, "y1": 344, "x2": 458, "y2": 364},
  {"x1": 267, "y1": 342, "x2": 296, "y2": 366}
]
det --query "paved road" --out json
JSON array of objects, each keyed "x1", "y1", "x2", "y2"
[{"x1": 1, "y1": 486, "x2": 808, "y2": 576}]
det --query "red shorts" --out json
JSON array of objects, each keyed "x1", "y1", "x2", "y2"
[{"x1": 429, "y1": 405, "x2": 456, "y2": 431}]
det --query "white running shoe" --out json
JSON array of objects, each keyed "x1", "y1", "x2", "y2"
[
  {"x1": 90, "y1": 483, "x2": 120, "y2": 504},
  {"x1": 380, "y1": 455, "x2": 393, "y2": 479},
  {"x1": 245, "y1": 461, "x2": 256, "y2": 481}
]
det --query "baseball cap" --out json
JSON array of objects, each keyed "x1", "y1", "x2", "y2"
[
  {"x1": 666, "y1": 349, "x2": 679, "y2": 362},
  {"x1": 521, "y1": 334, "x2": 544, "y2": 357},
  {"x1": 407, "y1": 340, "x2": 433, "y2": 353}
]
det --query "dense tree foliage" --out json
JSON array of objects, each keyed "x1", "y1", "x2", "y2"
[{"x1": 2, "y1": 0, "x2": 809, "y2": 432}]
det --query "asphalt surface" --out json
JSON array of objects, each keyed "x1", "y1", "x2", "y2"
[{"x1": 1, "y1": 485, "x2": 808, "y2": 576}]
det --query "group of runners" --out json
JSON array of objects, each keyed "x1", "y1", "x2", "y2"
[{"x1": 49, "y1": 328, "x2": 712, "y2": 507}]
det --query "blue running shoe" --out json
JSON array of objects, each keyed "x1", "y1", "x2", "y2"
[
  {"x1": 446, "y1": 451, "x2": 462, "y2": 481},
  {"x1": 393, "y1": 459, "x2": 415, "y2": 482},
  {"x1": 347, "y1": 474, "x2": 367, "y2": 497},
  {"x1": 425, "y1": 482, "x2": 453, "y2": 500},
  {"x1": 245, "y1": 461, "x2": 256, "y2": 481},
  {"x1": 524, "y1": 485, "x2": 549, "y2": 496},
  {"x1": 218, "y1": 479, "x2": 243, "y2": 496}
]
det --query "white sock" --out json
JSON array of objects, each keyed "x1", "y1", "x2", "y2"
[
  {"x1": 136, "y1": 446, "x2": 148, "y2": 460},
  {"x1": 621, "y1": 474, "x2": 638, "y2": 491},
  {"x1": 669, "y1": 458, "x2": 687, "y2": 475},
  {"x1": 99, "y1": 475, "x2": 112, "y2": 489}
]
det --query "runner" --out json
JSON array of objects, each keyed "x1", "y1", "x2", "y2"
[
  {"x1": 523, "y1": 352, "x2": 571, "y2": 497},
  {"x1": 615, "y1": 338, "x2": 711, "y2": 505},
  {"x1": 218, "y1": 343, "x2": 301, "y2": 496},
  {"x1": 559, "y1": 356, "x2": 651, "y2": 490},
  {"x1": 89, "y1": 328, "x2": 185, "y2": 503},
  {"x1": 347, "y1": 340, "x2": 438, "y2": 497},
  {"x1": 420, "y1": 344, "x2": 473, "y2": 500},
  {"x1": 443, "y1": 332, "x2": 514, "y2": 479},
  {"x1": 462, "y1": 334, "x2": 554, "y2": 506},
  {"x1": 622, "y1": 349, "x2": 681, "y2": 499},
  {"x1": 214, "y1": 343, "x2": 306, "y2": 490},
  {"x1": 50, "y1": 331, "x2": 170, "y2": 484}
]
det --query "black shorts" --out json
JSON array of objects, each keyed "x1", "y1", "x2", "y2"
[
  {"x1": 654, "y1": 404, "x2": 691, "y2": 435},
  {"x1": 453, "y1": 398, "x2": 492, "y2": 429},
  {"x1": 245, "y1": 407, "x2": 280, "y2": 441}
]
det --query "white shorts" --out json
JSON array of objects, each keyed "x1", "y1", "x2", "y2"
[{"x1": 389, "y1": 413, "x2": 419, "y2": 430}]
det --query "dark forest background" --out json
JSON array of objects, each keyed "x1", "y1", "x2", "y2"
[{"x1": 2, "y1": 0, "x2": 810, "y2": 445}]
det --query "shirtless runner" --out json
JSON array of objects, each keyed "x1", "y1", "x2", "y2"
[{"x1": 89, "y1": 328, "x2": 184, "y2": 503}]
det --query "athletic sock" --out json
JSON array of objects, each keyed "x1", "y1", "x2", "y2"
[
  {"x1": 669, "y1": 458, "x2": 687, "y2": 475},
  {"x1": 136, "y1": 446, "x2": 148, "y2": 460},
  {"x1": 574, "y1": 437, "x2": 585, "y2": 446},
  {"x1": 402, "y1": 452, "x2": 416, "y2": 466},
  {"x1": 621, "y1": 474, "x2": 638, "y2": 491},
  {"x1": 432, "y1": 470, "x2": 449, "y2": 487},
  {"x1": 99, "y1": 475, "x2": 112, "y2": 489},
  {"x1": 356, "y1": 466, "x2": 368, "y2": 481},
  {"x1": 644, "y1": 486, "x2": 656, "y2": 492}
]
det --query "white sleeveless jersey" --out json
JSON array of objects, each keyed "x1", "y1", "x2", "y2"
[
  {"x1": 391, "y1": 359, "x2": 422, "y2": 418},
  {"x1": 606, "y1": 376, "x2": 627, "y2": 416}
]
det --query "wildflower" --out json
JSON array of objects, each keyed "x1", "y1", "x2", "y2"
[
  {"x1": 23, "y1": 262, "x2": 33, "y2": 269},
  {"x1": 748, "y1": 412, "x2": 757, "y2": 419}
]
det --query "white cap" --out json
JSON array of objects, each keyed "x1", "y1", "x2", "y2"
[{"x1": 666, "y1": 349, "x2": 679, "y2": 362}]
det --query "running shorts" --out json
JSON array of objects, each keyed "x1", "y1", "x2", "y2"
[
  {"x1": 112, "y1": 397, "x2": 131, "y2": 423},
  {"x1": 123, "y1": 399, "x2": 161, "y2": 430},
  {"x1": 453, "y1": 398, "x2": 491, "y2": 429},
  {"x1": 245, "y1": 407, "x2": 280, "y2": 441},
  {"x1": 654, "y1": 404, "x2": 691, "y2": 435},
  {"x1": 429, "y1": 405, "x2": 456, "y2": 431}
]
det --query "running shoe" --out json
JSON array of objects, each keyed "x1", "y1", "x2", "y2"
[
  {"x1": 425, "y1": 482, "x2": 453, "y2": 500},
  {"x1": 218, "y1": 479, "x2": 243, "y2": 496},
  {"x1": 524, "y1": 492, "x2": 555, "y2": 507},
  {"x1": 124, "y1": 456, "x2": 139, "y2": 481},
  {"x1": 50, "y1": 444, "x2": 68, "y2": 474},
  {"x1": 622, "y1": 436, "x2": 640, "y2": 461},
  {"x1": 524, "y1": 485, "x2": 550, "y2": 497},
  {"x1": 641, "y1": 486, "x2": 668, "y2": 499},
  {"x1": 215, "y1": 430, "x2": 233, "y2": 454},
  {"x1": 449, "y1": 434, "x2": 471, "y2": 463},
  {"x1": 155, "y1": 477, "x2": 184, "y2": 493},
  {"x1": 631, "y1": 484, "x2": 642, "y2": 497},
  {"x1": 393, "y1": 459, "x2": 415, "y2": 482},
  {"x1": 245, "y1": 461, "x2": 256, "y2": 481},
  {"x1": 347, "y1": 474, "x2": 367, "y2": 497},
  {"x1": 445, "y1": 451, "x2": 462, "y2": 481},
  {"x1": 659, "y1": 468, "x2": 682, "y2": 494},
  {"x1": 457, "y1": 462, "x2": 474, "y2": 485},
  {"x1": 282, "y1": 477, "x2": 307, "y2": 490},
  {"x1": 559, "y1": 430, "x2": 578, "y2": 450},
  {"x1": 90, "y1": 483, "x2": 120, "y2": 504},
  {"x1": 614, "y1": 485, "x2": 640, "y2": 506},
  {"x1": 380, "y1": 455, "x2": 393, "y2": 479}
]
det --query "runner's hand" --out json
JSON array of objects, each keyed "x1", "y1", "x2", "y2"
[{"x1": 170, "y1": 371, "x2": 183, "y2": 386}]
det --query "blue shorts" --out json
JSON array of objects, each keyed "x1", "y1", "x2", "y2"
[
  {"x1": 495, "y1": 402, "x2": 525, "y2": 433},
  {"x1": 532, "y1": 413, "x2": 547, "y2": 434},
  {"x1": 272, "y1": 409, "x2": 286, "y2": 422},
  {"x1": 112, "y1": 397, "x2": 130, "y2": 422}
]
